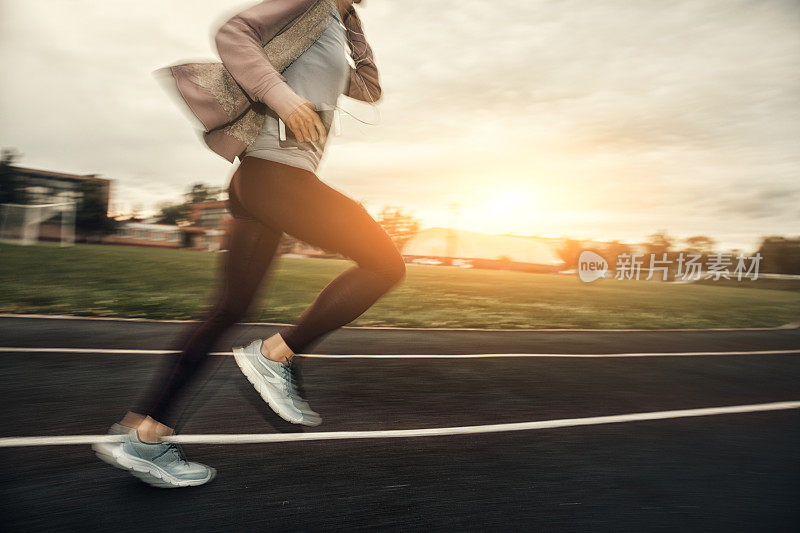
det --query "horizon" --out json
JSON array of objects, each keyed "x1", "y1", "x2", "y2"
[
  {"x1": 113, "y1": 204, "x2": 775, "y2": 255},
  {"x1": 0, "y1": 157, "x2": 787, "y2": 254}
]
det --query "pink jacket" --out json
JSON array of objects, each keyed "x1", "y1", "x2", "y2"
[{"x1": 169, "y1": 0, "x2": 381, "y2": 162}]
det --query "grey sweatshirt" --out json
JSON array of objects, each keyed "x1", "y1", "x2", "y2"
[{"x1": 243, "y1": 8, "x2": 350, "y2": 172}]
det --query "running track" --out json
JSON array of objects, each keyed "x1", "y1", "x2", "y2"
[{"x1": 0, "y1": 316, "x2": 798, "y2": 531}]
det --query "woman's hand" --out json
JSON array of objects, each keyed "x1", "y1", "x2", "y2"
[{"x1": 286, "y1": 102, "x2": 326, "y2": 144}]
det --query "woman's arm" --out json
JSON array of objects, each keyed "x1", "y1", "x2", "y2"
[
  {"x1": 342, "y1": 7, "x2": 382, "y2": 103},
  {"x1": 214, "y1": 0, "x2": 314, "y2": 121}
]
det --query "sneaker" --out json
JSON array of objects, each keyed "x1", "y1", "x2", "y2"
[
  {"x1": 291, "y1": 394, "x2": 323, "y2": 427},
  {"x1": 92, "y1": 423, "x2": 131, "y2": 469},
  {"x1": 112, "y1": 430, "x2": 216, "y2": 488},
  {"x1": 233, "y1": 339, "x2": 321, "y2": 426}
]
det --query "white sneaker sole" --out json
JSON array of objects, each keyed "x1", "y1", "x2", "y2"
[
  {"x1": 93, "y1": 441, "x2": 127, "y2": 469},
  {"x1": 111, "y1": 446, "x2": 216, "y2": 488},
  {"x1": 232, "y1": 346, "x2": 304, "y2": 425}
]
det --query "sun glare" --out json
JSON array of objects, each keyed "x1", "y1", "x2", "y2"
[{"x1": 458, "y1": 188, "x2": 544, "y2": 235}]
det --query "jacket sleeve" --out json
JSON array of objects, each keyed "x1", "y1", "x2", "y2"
[
  {"x1": 342, "y1": 7, "x2": 382, "y2": 103},
  {"x1": 214, "y1": 0, "x2": 311, "y2": 121}
]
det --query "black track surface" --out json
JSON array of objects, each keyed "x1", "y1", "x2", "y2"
[{"x1": 0, "y1": 317, "x2": 798, "y2": 532}]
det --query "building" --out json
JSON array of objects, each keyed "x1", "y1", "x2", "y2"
[
  {"x1": 110, "y1": 201, "x2": 229, "y2": 251},
  {"x1": 111, "y1": 199, "x2": 334, "y2": 255},
  {"x1": 0, "y1": 164, "x2": 111, "y2": 241},
  {"x1": 401, "y1": 228, "x2": 565, "y2": 272},
  {"x1": 0, "y1": 165, "x2": 111, "y2": 209},
  {"x1": 180, "y1": 200, "x2": 229, "y2": 250},
  {"x1": 190, "y1": 200, "x2": 228, "y2": 231},
  {"x1": 279, "y1": 233, "x2": 338, "y2": 258},
  {"x1": 110, "y1": 222, "x2": 182, "y2": 248},
  {"x1": 178, "y1": 200, "x2": 332, "y2": 255}
]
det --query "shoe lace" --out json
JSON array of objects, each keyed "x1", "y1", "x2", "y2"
[
  {"x1": 164, "y1": 442, "x2": 189, "y2": 464},
  {"x1": 279, "y1": 360, "x2": 299, "y2": 398}
]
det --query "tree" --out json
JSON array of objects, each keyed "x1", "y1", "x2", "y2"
[
  {"x1": 377, "y1": 206, "x2": 420, "y2": 251},
  {"x1": 558, "y1": 238, "x2": 583, "y2": 270},
  {"x1": 185, "y1": 183, "x2": 223, "y2": 205},
  {"x1": 76, "y1": 181, "x2": 117, "y2": 238},
  {"x1": 155, "y1": 202, "x2": 190, "y2": 225},
  {"x1": 604, "y1": 240, "x2": 632, "y2": 267},
  {"x1": 645, "y1": 231, "x2": 673, "y2": 256},
  {"x1": 0, "y1": 148, "x2": 21, "y2": 166},
  {"x1": 684, "y1": 235, "x2": 715, "y2": 255},
  {"x1": 0, "y1": 147, "x2": 23, "y2": 205},
  {"x1": 155, "y1": 182, "x2": 223, "y2": 226},
  {"x1": 757, "y1": 236, "x2": 800, "y2": 274}
]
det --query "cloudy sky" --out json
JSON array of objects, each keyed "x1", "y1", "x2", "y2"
[{"x1": 1, "y1": 0, "x2": 798, "y2": 251}]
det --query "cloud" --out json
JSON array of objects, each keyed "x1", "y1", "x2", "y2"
[{"x1": 1, "y1": 0, "x2": 798, "y2": 250}]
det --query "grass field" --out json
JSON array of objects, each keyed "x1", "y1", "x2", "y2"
[{"x1": 0, "y1": 243, "x2": 798, "y2": 329}]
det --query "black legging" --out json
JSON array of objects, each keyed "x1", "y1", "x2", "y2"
[{"x1": 136, "y1": 157, "x2": 406, "y2": 426}]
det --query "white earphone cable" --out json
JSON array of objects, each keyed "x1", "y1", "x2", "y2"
[{"x1": 334, "y1": 6, "x2": 381, "y2": 126}]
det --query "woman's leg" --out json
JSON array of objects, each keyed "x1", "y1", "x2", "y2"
[
  {"x1": 232, "y1": 157, "x2": 406, "y2": 355},
  {"x1": 134, "y1": 198, "x2": 283, "y2": 430},
  {"x1": 131, "y1": 155, "x2": 405, "y2": 432}
]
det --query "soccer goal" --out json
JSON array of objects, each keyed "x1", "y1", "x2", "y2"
[{"x1": 0, "y1": 202, "x2": 76, "y2": 246}]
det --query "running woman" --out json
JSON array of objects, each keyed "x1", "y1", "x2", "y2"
[{"x1": 94, "y1": 0, "x2": 404, "y2": 488}]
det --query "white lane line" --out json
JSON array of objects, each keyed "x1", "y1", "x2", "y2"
[
  {"x1": 1, "y1": 401, "x2": 798, "y2": 448},
  {"x1": 0, "y1": 348, "x2": 177, "y2": 355},
  {"x1": 0, "y1": 347, "x2": 798, "y2": 358},
  {"x1": 289, "y1": 350, "x2": 800, "y2": 359}
]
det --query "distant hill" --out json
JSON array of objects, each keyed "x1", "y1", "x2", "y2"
[{"x1": 402, "y1": 228, "x2": 564, "y2": 270}]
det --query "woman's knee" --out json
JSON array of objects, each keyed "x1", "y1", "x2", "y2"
[
  {"x1": 373, "y1": 245, "x2": 406, "y2": 287},
  {"x1": 392, "y1": 249, "x2": 407, "y2": 284}
]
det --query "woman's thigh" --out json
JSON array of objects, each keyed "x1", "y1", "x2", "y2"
[{"x1": 231, "y1": 157, "x2": 401, "y2": 271}]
